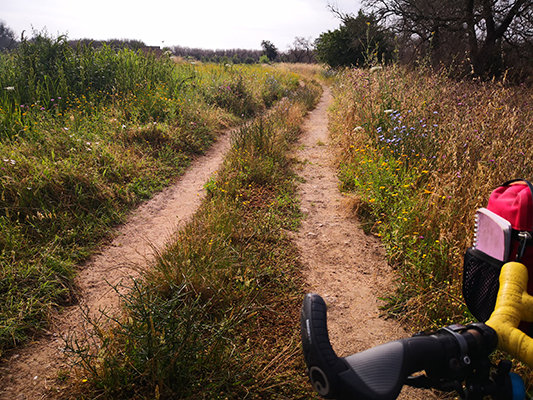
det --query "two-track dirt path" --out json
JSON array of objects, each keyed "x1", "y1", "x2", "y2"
[
  {"x1": 1, "y1": 86, "x2": 436, "y2": 399},
  {"x1": 293, "y1": 86, "x2": 435, "y2": 400}
]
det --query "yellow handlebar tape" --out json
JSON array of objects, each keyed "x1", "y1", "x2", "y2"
[{"x1": 486, "y1": 262, "x2": 533, "y2": 368}]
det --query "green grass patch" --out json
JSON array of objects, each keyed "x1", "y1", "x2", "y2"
[
  {"x1": 62, "y1": 81, "x2": 323, "y2": 399},
  {"x1": 0, "y1": 32, "x2": 306, "y2": 356}
]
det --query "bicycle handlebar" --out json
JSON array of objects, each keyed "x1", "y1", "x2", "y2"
[
  {"x1": 486, "y1": 261, "x2": 533, "y2": 369},
  {"x1": 301, "y1": 293, "x2": 500, "y2": 400}
]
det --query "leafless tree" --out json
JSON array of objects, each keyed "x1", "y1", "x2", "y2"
[
  {"x1": 364, "y1": 0, "x2": 533, "y2": 77},
  {"x1": 286, "y1": 37, "x2": 316, "y2": 63}
]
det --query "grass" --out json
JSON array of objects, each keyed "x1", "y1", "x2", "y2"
[
  {"x1": 328, "y1": 64, "x2": 533, "y2": 332},
  {"x1": 0, "y1": 32, "x2": 306, "y2": 357},
  {"x1": 62, "y1": 80, "x2": 323, "y2": 399}
]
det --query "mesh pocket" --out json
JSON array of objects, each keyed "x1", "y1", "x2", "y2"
[{"x1": 462, "y1": 248, "x2": 503, "y2": 322}]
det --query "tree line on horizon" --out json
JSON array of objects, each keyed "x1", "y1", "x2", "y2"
[
  {"x1": 0, "y1": 25, "x2": 316, "y2": 65},
  {"x1": 2, "y1": 0, "x2": 533, "y2": 82}
]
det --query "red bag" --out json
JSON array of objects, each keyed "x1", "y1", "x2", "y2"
[
  {"x1": 463, "y1": 179, "x2": 533, "y2": 330},
  {"x1": 487, "y1": 179, "x2": 533, "y2": 272}
]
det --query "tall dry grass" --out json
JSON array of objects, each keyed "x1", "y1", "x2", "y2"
[{"x1": 329, "y1": 65, "x2": 533, "y2": 329}]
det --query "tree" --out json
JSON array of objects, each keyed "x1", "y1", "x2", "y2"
[
  {"x1": 314, "y1": 10, "x2": 395, "y2": 68},
  {"x1": 287, "y1": 36, "x2": 316, "y2": 63},
  {"x1": 0, "y1": 21, "x2": 17, "y2": 51},
  {"x1": 364, "y1": 0, "x2": 533, "y2": 77},
  {"x1": 261, "y1": 40, "x2": 278, "y2": 62}
]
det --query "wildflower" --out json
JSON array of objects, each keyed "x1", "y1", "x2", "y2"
[
  {"x1": 4, "y1": 86, "x2": 14, "y2": 91},
  {"x1": 384, "y1": 109, "x2": 395, "y2": 114},
  {"x1": 369, "y1": 66, "x2": 382, "y2": 73}
]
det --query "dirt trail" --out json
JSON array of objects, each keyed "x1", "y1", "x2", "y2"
[
  {"x1": 0, "y1": 132, "x2": 233, "y2": 399},
  {"x1": 294, "y1": 86, "x2": 436, "y2": 400},
  {"x1": 1, "y1": 87, "x2": 436, "y2": 399}
]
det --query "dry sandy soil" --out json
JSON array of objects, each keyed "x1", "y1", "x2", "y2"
[
  {"x1": 0, "y1": 87, "x2": 437, "y2": 399},
  {"x1": 294, "y1": 87, "x2": 436, "y2": 400}
]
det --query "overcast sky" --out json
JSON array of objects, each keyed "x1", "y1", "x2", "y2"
[{"x1": 1, "y1": 0, "x2": 362, "y2": 50}]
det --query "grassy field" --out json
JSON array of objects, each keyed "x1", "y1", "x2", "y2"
[
  {"x1": 61, "y1": 69, "x2": 323, "y2": 399},
  {"x1": 328, "y1": 65, "x2": 533, "y2": 331},
  {"x1": 8, "y1": 32, "x2": 532, "y2": 397},
  {"x1": 0, "y1": 32, "x2": 310, "y2": 358}
]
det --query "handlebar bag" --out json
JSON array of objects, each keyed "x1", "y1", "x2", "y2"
[{"x1": 463, "y1": 179, "x2": 533, "y2": 328}]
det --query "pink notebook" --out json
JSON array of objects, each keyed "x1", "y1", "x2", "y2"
[{"x1": 473, "y1": 208, "x2": 512, "y2": 262}]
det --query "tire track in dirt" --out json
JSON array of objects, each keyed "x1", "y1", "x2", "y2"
[
  {"x1": 0, "y1": 130, "x2": 233, "y2": 400},
  {"x1": 294, "y1": 86, "x2": 437, "y2": 400}
]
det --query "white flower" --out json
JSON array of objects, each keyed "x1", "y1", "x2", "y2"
[
  {"x1": 384, "y1": 109, "x2": 395, "y2": 114},
  {"x1": 4, "y1": 86, "x2": 15, "y2": 91},
  {"x1": 369, "y1": 66, "x2": 383, "y2": 73}
]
